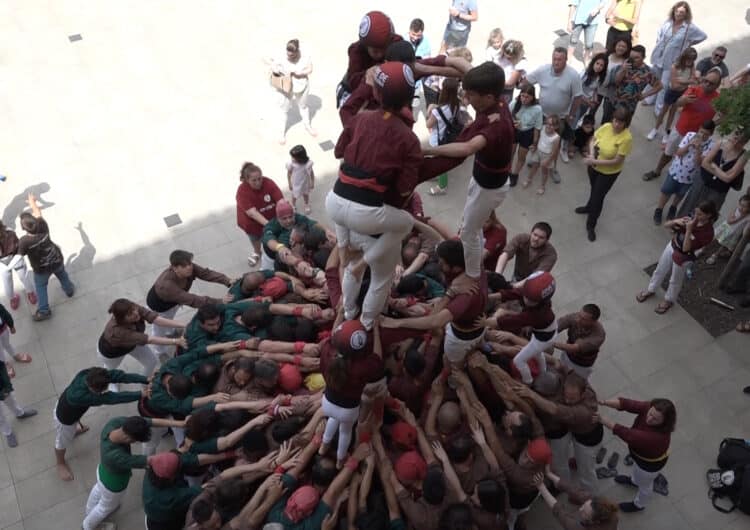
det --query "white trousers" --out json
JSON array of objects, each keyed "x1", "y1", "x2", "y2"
[
  {"x1": 0, "y1": 393, "x2": 24, "y2": 436},
  {"x1": 0, "y1": 327, "x2": 17, "y2": 361},
  {"x1": 631, "y1": 462, "x2": 659, "y2": 508},
  {"x1": 644, "y1": 65, "x2": 671, "y2": 116},
  {"x1": 98, "y1": 345, "x2": 158, "y2": 380},
  {"x1": 647, "y1": 243, "x2": 685, "y2": 303},
  {"x1": 444, "y1": 324, "x2": 484, "y2": 363},
  {"x1": 82, "y1": 469, "x2": 126, "y2": 530},
  {"x1": 277, "y1": 85, "x2": 311, "y2": 136},
  {"x1": 513, "y1": 332, "x2": 556, "y2": 384},
  {"x1": 549, "y1": 433, "x2": 599, "y2": 494},
  {"x1": 0, "y1": 255, "x2": 35, "y2": 299},
  {"x1": 326, "y1": 191, "x2": 414, "y2": 329},
  {"x1": 321, "y1": 395, "x2": 360, "y2": 461},
  {"x1": 559, "y1": 351, "x2": 593, "y2": 380},
  {"x1": 53, "y1": 404, "x2": 78, "y2": 450},
  {"x1": 460, "y1": 177, "x2": 508, "y2": 278},
  {"x1": 150, "y1": 306, "x2": 179, "y2": 356}
]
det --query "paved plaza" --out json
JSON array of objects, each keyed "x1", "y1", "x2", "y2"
[{"x1": 0, "y1": 1, "x2": 749, "y2": 528}]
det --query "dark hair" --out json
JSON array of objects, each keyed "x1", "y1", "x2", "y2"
[
  {"x1": 553, "y1": 46, "x2": 567, "y2": 56},
  {"x1": 581, "y1": 114, "x2": 596, "y2": 127},
  {"x1": 423, "y1": 464, "x2": 447, "y2": 504},
  {"x1": 216, "y1": 477, "x2": 250, "y2": 514},
  {"x1": 669, "y1": 1, "x2": 692, "y2": 22},
  {"x1": 270, "y1": 316, "x2": 316, "y2": 342},
  {"x1": 531, "y1": 221, "x2": 552, "y2": 239},
  {"x1": 584, "y1": 53, "x2": 609, "y2": 86},
  {"x1": 512, "y1": 84, "x2": 537, "y2": 115},
  {"x1": 312, "y1": 455, "x2": 338, "y2": 487},
  {"x1": 396, "y1": 274, "x2": 426, "y2": 295},
  {"x1": 217, "y1": 409, "x2": 251, "y2": 435},
  {"x1": 19, "y1": 213, "x2": 38, "y2": 233},
  {"x1": 438, "y1": 78, "x2": 461, "y2": 114},
  {"x1": 108, "y1": 298, "x2": 137, "y2": 325},
  {"x1": 85, "y1": 367, "x2": 111, "y2": 392},
  {"x1": 241, "y1": 305, "x2": 273, "y2": 329},
  {"x1": 582, "y1": 303, "x2": 601, "y2": 320},
  {"x1": 313, "y1": 248, "x2": 330, "y2": 270},
  {"x1": 194, "y1": 362, "x2": 220, "y2": 388},
  {"x1": 169, "y1": 250, "x2": 193, "y2": 267},
  {"x1": 240, "y1": 271, "x2": 265, "y2": 295},
  {"x1": 167, "y1": 374, "x2": 193, "y2": 399},
  {"x1": 675, "y1": 46, "x2": 697, "y2": 69},
  {"x1": 649, "y1": 398, "x2": 677, "y2": 432},
  {"x1": 563, "y1": 372, "x2": 587, "y2": 396},
  {"x1": 477, "y1": 478, "x2": 506, "y2": 514},
  {"x1": 701, "y1": 120, "x2": 716, "y2": 132},
  {"x1": 293, "y1": 318, "x2": 316, "y2": 342},
  {"x1": 196, "y1": 304, "x2": 222, "y2": 324},
  {"x1": 439, "y1": 503, "x2": 475, "y2": 530},
  {"x1": 289, "y1": 144, "x2": 309, "y2": 163},
  {"x1": 185, "y1": 408, "x2": 219, "y2": 442},
  {"x1": 631, "y1": 44, "x2": 646, "y2": 59},
  {"x1": 191, "y1": 499, "x2": 215, "y2": 524},
  {"x1": 122, "y1": 416, "x2": 152, "y2": 442},
  {"x1": 510, "y1": 413, "x2": 533, "y2": 441},
  {"x1": 462, "y1": 62, "x2": 505, "y2": 98},
  {"x1": 241, "y1": 429, "x2": 269, "y2": 455},
  {"x1": 487, "y1": 272, "x2": 511, "y2": 291},
  {"x1": 271, "y1": 416, "x2": 305, "y2": 443},
  {"x1": 401, "y1": 242, "x2": 420, "y2": 267},
  {"x1": 234, "y1": 357, "x2": 256, "y2": 376},
  {"x1": 326, "y1": 355, "x2": 350, "y2": 393},
  {"x1": 610, "y1": 37, "x2": 632, "y2": 57},
  {"x1": 437, "y1": 239, "x2": 465, "y2": 270},
  {"x1": 286, "y1": 39, "x2": 300, "y2": 52},
  {"x1": 612, "y1": 106, "x2": 633, "y2": 127},
  {"x1": 304, "y1": 227, "x2": 327, "y2": 251},
  {"x1": 253, "y1": 359, "x2": 279, "y2": 383},
  {"x1": 696, "y1": 200, "x2": 719, "y2": 222},
  {"x1": 404, "y1": 347, "x2": 427, "y2": 378},
  {"x1": 409, "y1": 18, "x2": 424, "y2": 32},
  {"x1": 240, "y1": 162, "x2": 262, "y2": 181},
  {"x1": 446, "y1": 434, "x2": 474, "y2": 463},
  {"x1": 590, "y1": 497, "x2": 620, "y2": 524},
  {"x1": 740, "y1": 194, "x2": 750, "y2": 205},
  {"x1": 385, "y1": 41, "x2": 416, "y2": 63}
]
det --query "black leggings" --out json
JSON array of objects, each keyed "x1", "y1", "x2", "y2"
[{"x1": 585, "y1": 167, "x2": 621, "y2": 229}]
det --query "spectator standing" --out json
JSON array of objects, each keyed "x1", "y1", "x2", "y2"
[
  {"x1": 485, "y1": 28, "x2": 504, "y2": 64},
  {"x1": 269, "y1": 39, "x2": 315, "y2": 145},
  {"x1": 426, "y1": 78, "x2": 462, "y2": 195},
  {"x1": 497, "y1": 40, "x2": 529, "y2": 102},
  {"x1": 647, "y1": 47, "x2": 699, "y2": 142},
  {"x1": 604, "y1": 0, "x2": 642, "y2": 52},
  {"x1": 509, "y1": 84, "x2": 544, "y2": 187},
  {"x1": 598, "y1": 37, "x2": 631, "y2": 123},
  {"x1": 439, "y1": 0, "x2": 479, "y2": 54},
  {"x1": 695, "y1": 46, "x2": 729, "y2": 81},
  {"x1": 235, "y1": 162, "x2": 283, "y2": 267},
  {"x1": 525, "y1": 47, "x2": 584, "y2": 171},
  {"x1": 576, "y1": 106, "x2": 633, "y2": 242},
  {"x1": 608, "y1": 44, "x2": 662, "y2": 123},
  {"x1": 0, "y1": 302, "x2": 32, "y2": 378},
  {"x1": 286, "y1": 145, "x2": 315, "y2": 214},
  {"x1": 0, "y1": 309, "x2": 37, "y2": 447},
  {"x1": 17, "y1": 193, "x2": 75, "y2": 321},
  {"x1": 642, "y1": 68, "x2": 721, "y2": 182},
  {"x1": 567, "y1": 0, "x2": 607, "y2": 66},
  {"x1": 645, "y1": 1, "x2": 707, "y2": 114},
  {"x1": 574, "y1": 53, "x2": 608, "y2": 147},
  {"x1": 495, "y1": 222, "x2": 557, "y2": 280},
  {"x1": 404, "y1": 18, "x2": 432, "y2": 117},
  {"x1": 0, "y1": 221, "x2": 36, "y2": 310}
]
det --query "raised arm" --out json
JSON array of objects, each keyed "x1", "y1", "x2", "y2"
[{"x1": 322, "y1": 443, "x2": 371, "y2": 507}]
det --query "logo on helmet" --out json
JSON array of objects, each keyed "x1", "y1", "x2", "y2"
[
  {"x1": 350, "y1": 329, "x2": 367, "y2": 351},
  {"x1": 402, "y1": 64, "x2": 415, "y2": 87},
  {"x1": 541, "y1": 279, "x2": 556, "y2": 300},
  {"x1": 359, "y1": 15, "x2": 371, "y2": 38},
  {"x1": 374, "y1": 67, "x2": 389, "y2": 88}
]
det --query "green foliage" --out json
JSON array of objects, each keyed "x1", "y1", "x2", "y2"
[{"x1": 713, "y1": 84, "x2": 750, "y2": 136}]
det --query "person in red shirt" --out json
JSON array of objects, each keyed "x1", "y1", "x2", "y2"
[
  {"x1": 319, "y1": 319, "x2": 384, "y2": 467},
  {"x1": 486, "y1": 271, "x2": 557, "y2": 384},
  {"x1": 643, "y1": 69, "x2": 722, "y2": 181},
  {"x1": 381, "y1": 239, "x2": 488, "y2": 366},
  {"x1": 596, "y1": 397, "x2": 676, "y2": 512},
  {"x1": 420, "y1": 62, "x2": 515, "y2": 280},
  {"x1": 235, "y1": 162, "x2": 283, "y2": 266},
  {"x1": 336, "y1": 10, "x2": 402, "y2": 108},
  {"x1": 481, "y1": 211, "x2": 507, "y2": 271},
  {"x1": 637, "y1": 200, "x2": 717, "y2": 314},
  {"x1": 326, "y1": 61, "x2": 422, "y2": 331}
]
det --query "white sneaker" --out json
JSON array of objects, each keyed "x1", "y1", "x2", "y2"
[
  {"x1": 646, "y1": 128, "x2": 658, "y2": 141},
  {"x1": 661, "y1": 133, "x2": 670, "y2": 145},
  {"x1": 247, "y1": 253, "x2": 259, "y2": 267},
  {"x1": 560, "y1": 150, "x2": 569, "y2": 163}
]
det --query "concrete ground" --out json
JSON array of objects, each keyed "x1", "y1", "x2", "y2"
[{"x1": 0, "y1": 1, "x2": 749, "y2": 528}]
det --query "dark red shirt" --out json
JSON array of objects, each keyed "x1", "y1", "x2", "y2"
[
  {"x1": 613, "y1": 398, "x2": 671, "y2": 471},
  {"x1": 671, "y1": 223, "x2": 714, "y2": 266},
  {"x1": 483, "y1": 223, "x2": 507, "y2": 271},
  {"x1": 344, "y1": 37, "x2": 403, "y2": 93},
  {"x1": 235, "y1": 178, "x2": 283, "y2": 237},
  {"x1": 320, "y1": 339, "x2": 385, "y2": 408},
  {"x1": 446, "y1": 272, "x2": 488, "y2": 330},
  {"x1": 496, "y1": 289, "x2": 555, "y2": 334},
  {"x1": 335, "y1": 109, "x2": 422, "y2": 208},
  {"x1": 388, "y1": 343, "x2": 439, "y2": 417}
]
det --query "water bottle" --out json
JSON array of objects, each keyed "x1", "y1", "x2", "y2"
[
  {"x1": 0, "y1": 174, "x2": 6, "y2": 182},
  {"x1": 685, "y1": 262, "x2": 694, "y2": 280}
]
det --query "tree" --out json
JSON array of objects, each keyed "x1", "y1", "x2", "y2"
[{"x1": 713, "y1": 84, "x2": 750, "y2": 136}]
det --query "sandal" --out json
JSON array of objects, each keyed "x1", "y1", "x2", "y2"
[
  {"x1": 75, "y1": 423, "x2": 90, "y2": 436},
  {"x1": 636, "y1": 291, "x2": 654, "y2": 303},
  {"x1": 429, "y1": 186, "x2": 447, "y2": 196},
  {"x1": 536, "y1": 187, "x2": 545, "y2": 195},
  {"x1": 705, "y1": 255, "x2": 717, "y2": 265},
  {"x1": 736, "y1": 320, "x2": 750, "y2": 333},
  {"x1": 654, "y1": 301, "x2": 673, "y2": 314},
  {"x1": 13, "y1": 353, "x2": 32, "y2": 363},
  {"x1": 6, "y1": 364, "x2": 15, "y2": 378},
  {"x1": 522, "y1": 179, "x2": 532, "y2": 189}
]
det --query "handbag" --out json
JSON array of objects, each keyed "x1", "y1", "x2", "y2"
[{"x1": 270, "y1": 72, "x2": 292, "y2": 94}]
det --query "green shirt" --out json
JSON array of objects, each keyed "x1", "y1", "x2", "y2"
[
  {"x1": 228, "y1": 270, "x2": 276, "y2": 302},
  {"x1": 142, "y1": 473, "x2": 202, "y2": 524},
  {"x1": 266, "y1": 474, "x2": 332, "y2": 530},
  {"x1": 55, "y1": 369, "x2": 147, "y2": 425},
  {"x1": 218, "y1": 300, "x2": 270, "y2": 341},
  {"x1": 262, "y1": 213, "x2": 317, "y2": 247},
  {"x1": 147, "y1": 352, "x2": 213, "y2": 417},
  {"x1": 98, "y1": 416, "x2": 153, "y2": 492}
]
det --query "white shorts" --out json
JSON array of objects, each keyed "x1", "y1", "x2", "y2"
[
  {"x1": 444, "y1": 323, "x2": 484, "y2": 363},
  {"x1": 53, "y1": 404, "x2": 77, "y2": 450}
]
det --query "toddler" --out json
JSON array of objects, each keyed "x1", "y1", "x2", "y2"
[
  {"x1": 706, "y1": 194, "x2": 750, "y2": 265},
  {"x1": 286, "y1": 145, "x2": 315, "y2": 213},
  {"x1": 523, "y1": 115, "x2": 560, "y2": 195}
]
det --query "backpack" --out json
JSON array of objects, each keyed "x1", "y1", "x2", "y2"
[
  {"x1": 436, "y1": 106, "x2": 463, "y2": 145},
  {"x1": 708, "y1": 438, "x2": 750, "y2": 514}
]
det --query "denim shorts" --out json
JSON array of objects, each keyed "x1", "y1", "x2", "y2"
[
  {"x1": 569, "y1": 23, "x2": 597, "y2": 49},
  {"x1": 660, "y1": 174, "x2": 691, "y2": 197}
]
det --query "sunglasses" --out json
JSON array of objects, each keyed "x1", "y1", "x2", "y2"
[{"x1": 713, "y1": 53, "x2": 726, "y2": 59}]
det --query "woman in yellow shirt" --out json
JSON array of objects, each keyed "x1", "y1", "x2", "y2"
[
  {"x1": 575, "y1": 106, "x2": 634, "y2": 241},
  {"x1": 605, "y1": 0, "x2": 643, "y2": 53}
]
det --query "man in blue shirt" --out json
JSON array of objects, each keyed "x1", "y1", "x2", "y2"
[
  {"x1": 567, "y1": 0, "x2": 607, "y2": 66},
  {"x1": 404, "y1": 18, "x2": 432, "y2": 119}
]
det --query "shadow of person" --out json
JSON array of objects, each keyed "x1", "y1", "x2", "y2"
[
  {"x1": 65, "y1": 222, "x2": 96, "y2": 273},
  {"x1": 307, "y1": 94, "x2": 322, "y2": 122},
  {"x1": 2, "y1": 183, "x2": 55, "y2": 229}
]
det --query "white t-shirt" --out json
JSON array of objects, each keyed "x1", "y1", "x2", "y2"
[
  {"x1": 537, "y1": 128, "x2": 560, "y2": 155},
  {"x1": 486, "y1": 46, "x2": 502, "y2": 65},
  {"x1": 273, "y1": 53, "x2": 312, "y2": 93},
  {"x1": 286, "y1": 160, "x2": 314, "y2": 195},
  {"x1": 668, "y1": 132, "x2": 714, "y2": 184},
  {"x1": 429, "y1": 104, "x2": 456, "y2": 147},
  {"x1": 498, "y1": 56, "x2": 529, "y2": 90}
]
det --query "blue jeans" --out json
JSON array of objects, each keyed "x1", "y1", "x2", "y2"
[{"x1": 33, "y1": 265, "x2": 74, "y2": 313}]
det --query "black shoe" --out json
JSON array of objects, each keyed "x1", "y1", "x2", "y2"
[
  {"x1": 32, "y1": 311, "x2": 52, "y2": 322},
  {"x1": 587, "y1": 227, "x2": 596, "y2": 242},
  {"x1": 575, "y1": 206, "x2": 589, "y2": 214},
  {"x1": 618, "y1": 501, "x2": 644, "y2": 513},
  {"x1": 666, "y1": 205, "x2": 677, "y2": 221},
  {"x1": 739, "y1": 297, "x2": 750, "y2": 308},
  {"x1": 17, "y1": 409, "x2": 37, "y2": 420},
  {"x1": 642, "y1": 170, "x2": 658, "y2": 181},
  {"x1": 653, "y1": 208, "x2": 663, "y2": 225},
  {"x1": 743, "y1": 386, "x2": 750, "y2": 395},
  {"x1": 607, "y1": 452, "x2": 620, "y2": 469},
  {"x1": 509, "y1": 173, "x2": 519, "y2": 187},
  {"x1": 614, "y1": 474, "x2": 636, "y2": 487},
  {"x1": 624, "y1": 454, "x2": 634, "y2": 466},
  {"x1": 653, "y1": 473, "x2": 669, "y2": 496},
  {"x1": 595, "y1": 447, "x2": 607, "y2": 464}
]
